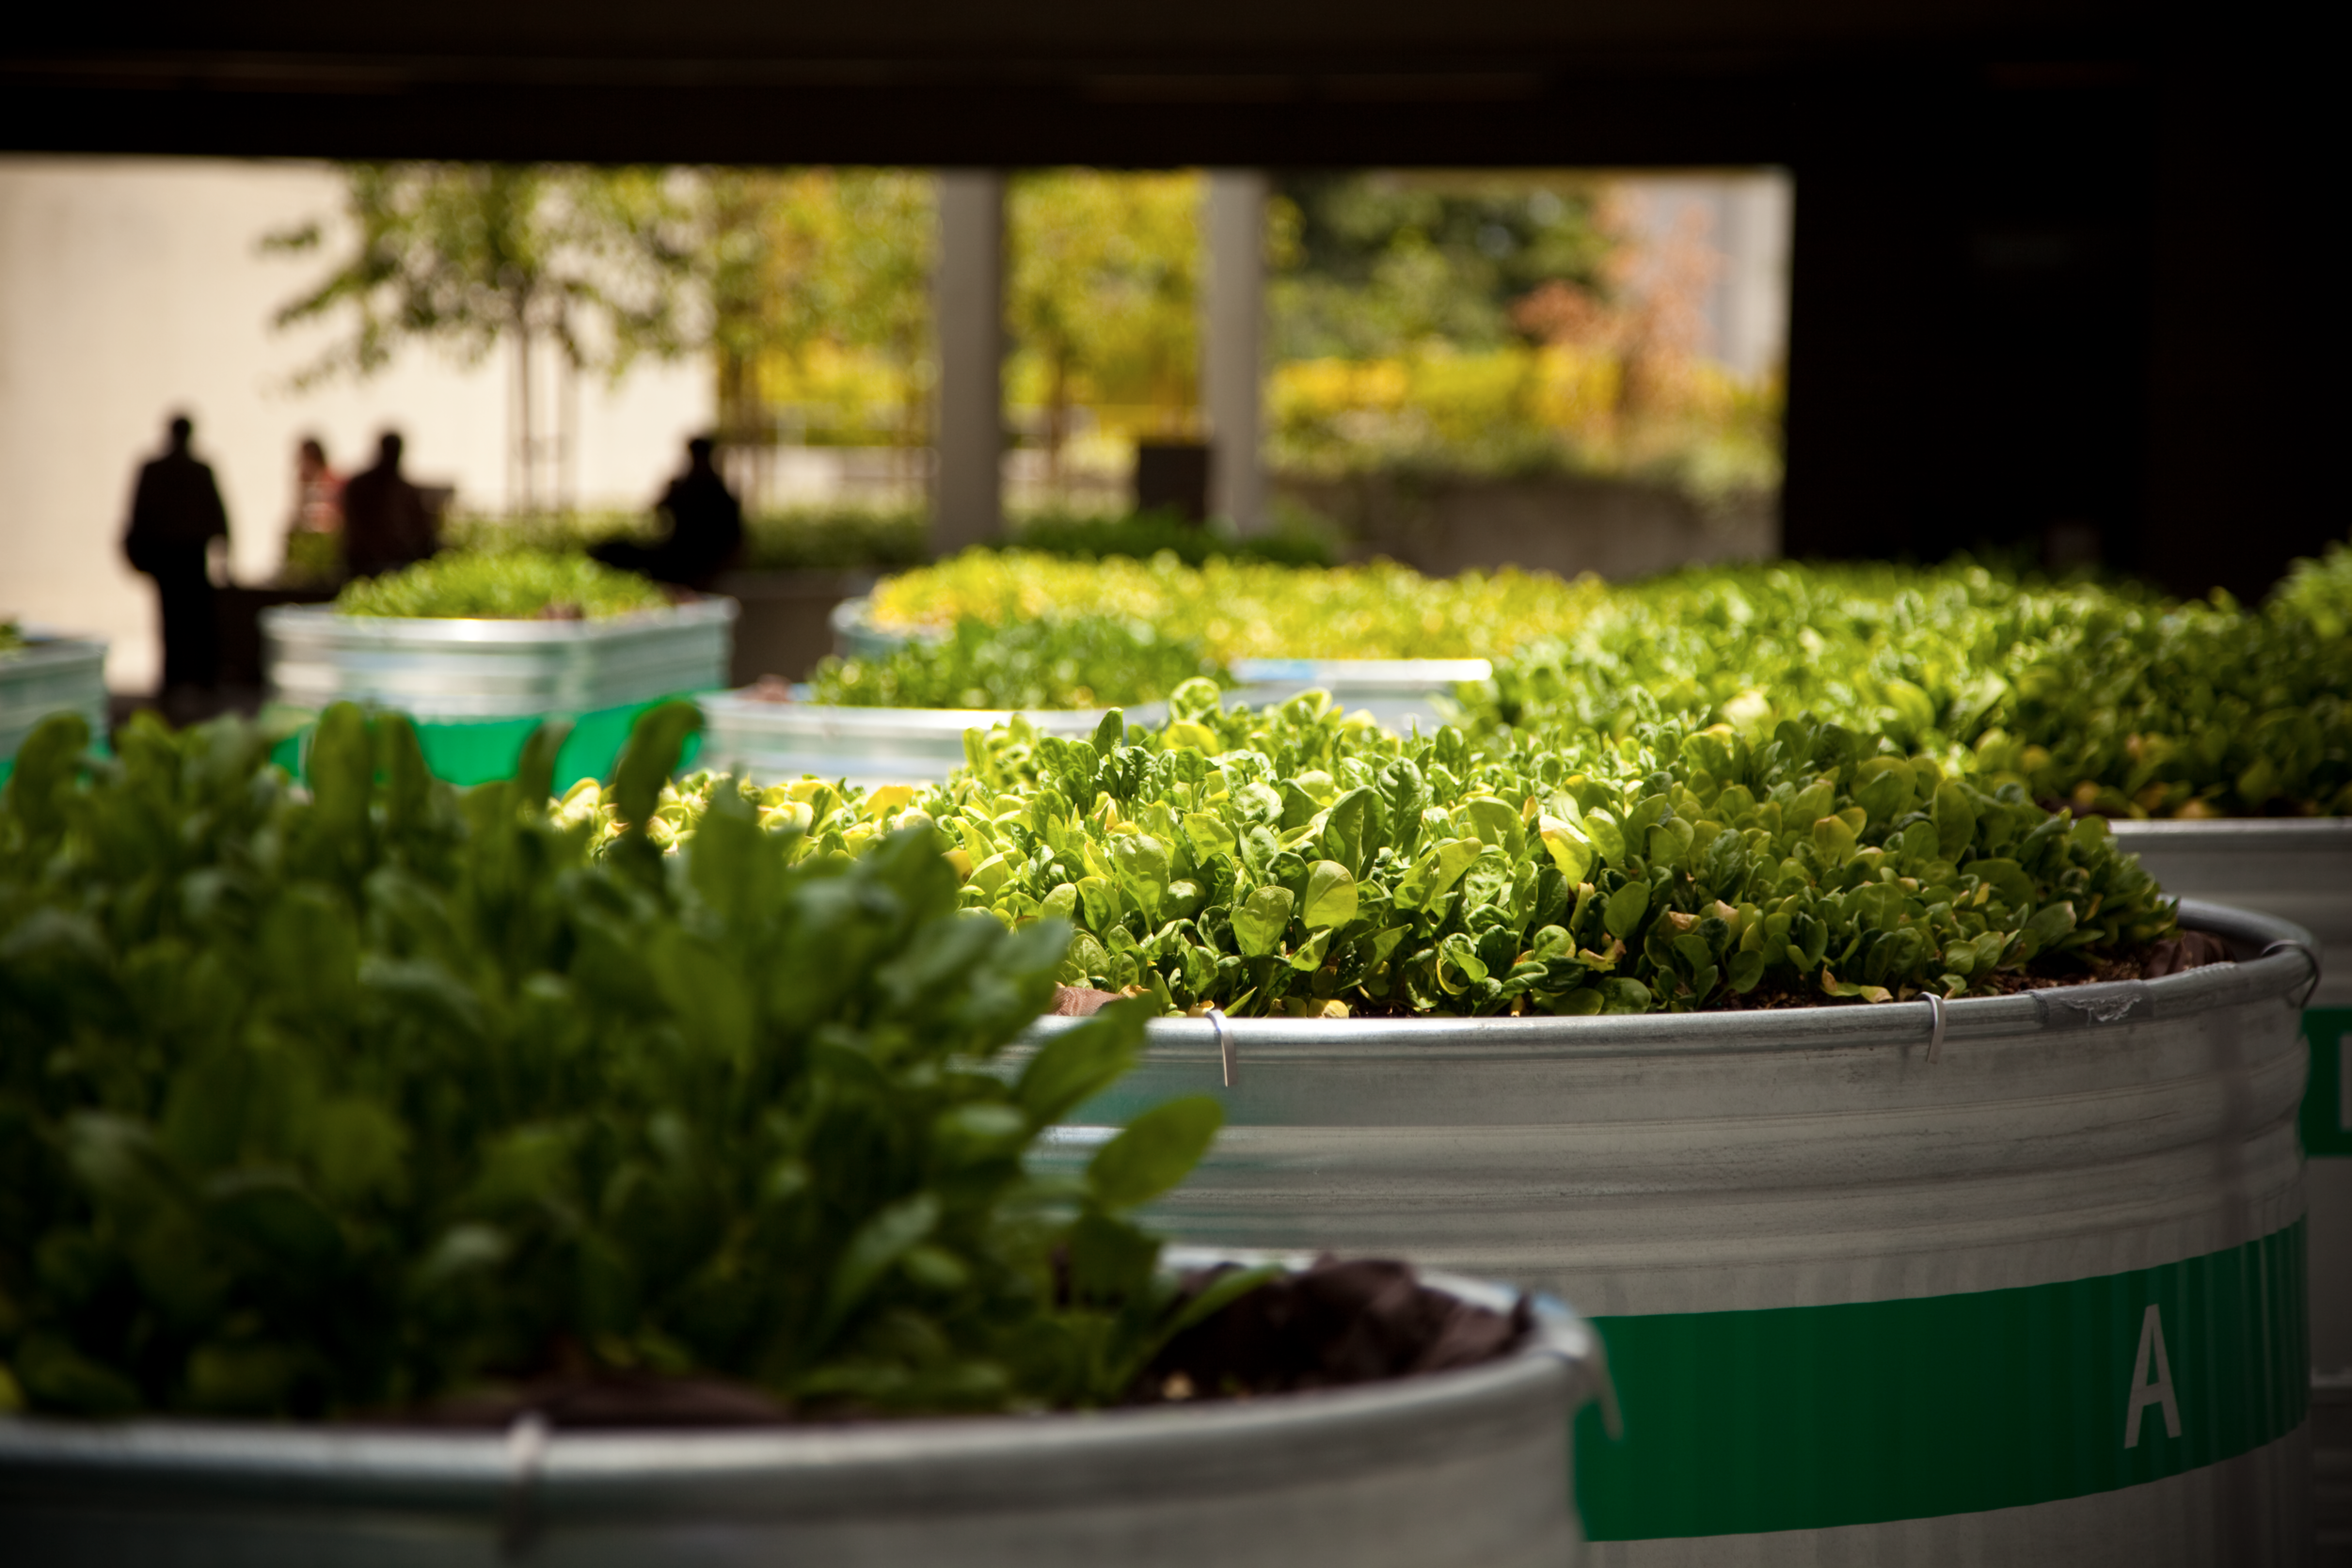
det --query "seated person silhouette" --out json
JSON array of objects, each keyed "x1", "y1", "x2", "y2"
[
  {"x1": 594, "y1": 436, "x2": 744, "y2": 593},
  {"x1": 341, "y1": 432, "x2": 438, "y2": 579}
]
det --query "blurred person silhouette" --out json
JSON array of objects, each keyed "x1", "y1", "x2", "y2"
[
  {"x1": 341, "y1": 431, "x2": 438, "y2": 578},
  {"x1": 290, "y1": 436, "x2": 344, "y2": 536},
  {"x1": 593, "y1": 436, "x2": 743, "y2": 592},
  {"x1": 121, "y1": 412, "x2": 230, "y2": 699}
]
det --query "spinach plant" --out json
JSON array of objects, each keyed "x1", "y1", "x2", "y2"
[
  {"x1": 631, "y1": 683, "x2": 2179, "y2": 1018},
  {"x1": 809, "y1": 614, "x2": 1231, "y2": 711},
  {"x1": 335, "y1": 548, "x2": 673, "y2": 620},
  {"x1": 865, "y1": 550, "x2": 1606, "y2": 665},
  {"x1": 0, "y1": 705, "x2": 1245, "y2": 1419},
  {"x1": 932, "y1": 684, "x2": 2174, "y2": 1016},
  {"x1": 1467, "y1": 550, "x2": 2352, "y2": 818}
]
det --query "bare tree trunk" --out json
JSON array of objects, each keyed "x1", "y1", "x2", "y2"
[
  {"x1": 900, "y1": 328, "x2": 925, "y2": 507},
  {"x1": 513, "y1": 317, "x2": 536, "y2": 515},
  {"x1": 1046, "y1": 350, "x2": 1069, "y2": 504},
  {"x1": 559, "y1": 348, "x2": 579, "y2": 515},
  {"x1": 715, "y1": 347, "x2": 760, "y2": 512}
]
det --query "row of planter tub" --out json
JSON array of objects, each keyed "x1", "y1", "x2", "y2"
[{"x1": 0, "y1": 594, "x2": 2340, "y2": 1562}]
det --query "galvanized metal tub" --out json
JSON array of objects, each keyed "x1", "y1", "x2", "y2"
[
  {"x1": 2112, "y1": 817, "x2": 2352, "y2": 1554},
  {"x1": 828, "y1": 602, "x2": 1487, "y2": 733},
  {"x1": 262, "y1": 600, "x2": 737, "y2": 721},
  {"x1": 0, "y1": 1257, "x2": 1601, "y2": 1568},
  {"x1": 831, "y1": 594, "x2": 924, "y2": 660},
  {"x1": 1226, "y1": 657, "x2": 1491, "y2": 733},
  {"x1": 1034, "y1": 901, "x2": 2316, "y2": 1564},
  {"x1": 697, "y1": 689, "x2": 1167, "y2": 788},
  {"x1": 0, "y1": 633, "x2": 107, "y2": 764},
  {"x1": 2111, "y1": 821, "x2": 2352, "y2": 1013}
]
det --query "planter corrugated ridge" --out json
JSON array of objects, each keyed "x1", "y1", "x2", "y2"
[
  {"x1": 1025, "y1": 901, "x2": 2314, "y2": 1564},
  {"x1": 262, "y1": 600, "x2": 737, "y2": 721},
  {"x1": 0, "y1": 635, "x2": 108, "y2": 761},
  {"x1": 0, "y1": 1258, "x2": 1601, "y2": 1568},
  {"x1": 697, "y1": 689, "x2": 1168, "y2": 786}
]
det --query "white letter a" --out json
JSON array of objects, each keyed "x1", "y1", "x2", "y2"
[{"x1": 2124, "y1": 1303, "x2": 2184, "y2": 1449}]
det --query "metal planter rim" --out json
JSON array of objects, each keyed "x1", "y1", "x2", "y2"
[
  {"x1": 831, "y1": 602, "x2": 1494, "y2": 688},
  {"x1": 1022, "y1": 899, "x2": 2315, "y2": 1058},
  {"x1": 0, "y1": 630, "x2": 109, "y2": 662},
  {"x1": 0, "y1": 635, "x2": 109, "y2": 753},
  {"x1": 697, "y1": 690, "x2": 1166, "y2": 735},
  {"x1": 262, "y1": 599, "x2": 738, "y2": 646},
  {"x1": 1229, "y1": 657, "x2": 1492, "y2": 687},
  {"x1": 0, "y1": 1253, "x2": 1597, "y2": 1517},
  {"x1": 2108, "y1": 815, "x2": 2352, "y2": 848}
]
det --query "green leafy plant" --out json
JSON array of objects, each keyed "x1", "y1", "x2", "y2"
[
  {"x1": 277, "y1": 529, "x2": 346, "y2": 588},
  {"x1": 559, "y1": 768, "x2": 936, "y2": 863},
  {"x1": 1009, "y1": 510, "x2": 1337, "y2": 569},
  {"x1": 809, "y1": 615, "x2": 1232, "y2": 711},
  {"x1": 334, "y1": 548, "x2": 674, "y2": 621},
  {"x1": 929, "y1": 686, "x2": 2175, "y2": 1016},
  {"x1": 1465, "y1": 550, "x2": 2352, "y2": 818},
  {"x1": 436, "y1": 511, "x2": 661, "y2": 559},
  {"x1": 632, "y1": 685, "x2": 2179, "y2": 1018},
  {"x1": 866, "y1": 550, "x2": 1606, "y2": 664},
  {"x1": 742, "y1": 507, "x2": 932, "y2": 572},
  {"x1": 0, "y1": 705, "x2": 1243, "y2": 1419}
]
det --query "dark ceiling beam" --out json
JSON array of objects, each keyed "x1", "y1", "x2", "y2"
[
  {"x1": 1, "y1": 54, "x2": 2150, "y2": 167},
  {"x1": 10, "y1": 0, "x2": 2143, "y2": 61},
  {"x1": 4, "y1": 0, "x2": 2155, "y2": 164}
]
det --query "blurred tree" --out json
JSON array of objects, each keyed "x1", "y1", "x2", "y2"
[
  {"x1": 1264, "y1": 176, "x2": 1778, "y2": 499},
  {"x1": 1007, "y1": 170, "x2": 1201, "y2": 495},
  {"x1": 755, "y1": 170, "x2": 935, "y2": 452},
  {"x1": 1511, "y1": 187, "x2": 1720, "y2": 421},
  {"x1": 1267, "y1": 173, "x2": 1611, "y2": 361},
  {"x1": 266, "y1": 164, "x2": 685, "y2": 513},
  {"x1": 689, "y1": 169, "x2": 787, "y2": 448}
]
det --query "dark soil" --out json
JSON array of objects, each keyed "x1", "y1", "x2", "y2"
[
  {"x1": 1134, "y1": 1257, "x2": 1531, "y2": 1405},
  {"x1": 1710, "y1": 927, "x2": 2233, "y2": 1011},
  {"x1": 1093, "y1": 930, "x2": 2237, "y2": 1020},
  {"x1": 393, "y1": 1370, "x2": 791, "y2": 1431},
  {"x1": 1052, "y1": 984, "x2": 1127, "y2": 1016},
  {"x1": 375, "y1": 1259, "x2": 1523, "y2": 1432}
]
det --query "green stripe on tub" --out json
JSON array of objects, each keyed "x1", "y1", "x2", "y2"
[
  {"x1": 0, "y1": 732, "x2": 112, "y2": 789},
  {"x1": 267, "y1": 697, "x2": 708, "y2": 791},
  {"x1": 1573, "y1": 1219, "x2": 2308, "y2": 1541},
  {"x1": 2304, "y1": 1007, "x2": 2352, "y2": 1157}
]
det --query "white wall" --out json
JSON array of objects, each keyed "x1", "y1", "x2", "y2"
[{"x1": 0, "y1": 157, "x2": 713, "y2": 693}]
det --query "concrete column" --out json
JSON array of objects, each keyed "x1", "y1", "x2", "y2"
[
  {"x1": 931, "y1": 170, "x2": 1005, "y2": 552},
  {"x1": 1201, "y1": 170, "x2": 1267, "y2": 533}
]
